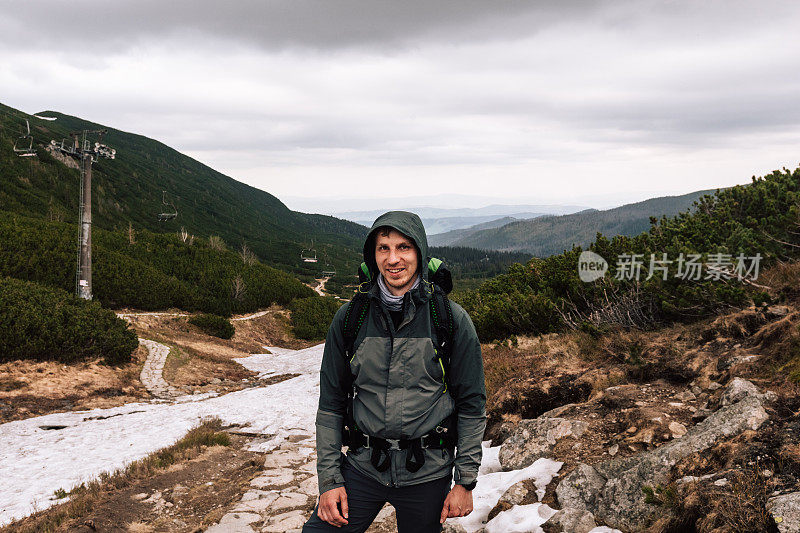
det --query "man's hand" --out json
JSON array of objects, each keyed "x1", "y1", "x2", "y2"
[
  {"x1": 440, "y1": 484, "x2": 473, "y2": 524},
  {"x1": 318, "y1": 486, "x2": 349, "y2": 527}
]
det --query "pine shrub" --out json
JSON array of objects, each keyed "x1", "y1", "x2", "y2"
[
  {"x1": 188, "y1": 313, "x2": 235, "y2": 339},
  {"x1": 0, "y1": 277, "x2": 138, "y2": 364},
  {"x1": 290, "y1": 296, "x2": 342, "y2": 340}
]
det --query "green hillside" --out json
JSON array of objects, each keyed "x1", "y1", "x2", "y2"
[
  {"x1": 0, "y1": 102, "x2": 366, "y2": 279},
  {"x1": 450, "y1": 190, "x2": 717, "y2": 256},
  {"x1": 0, "y1": 211, "x2": 314, "y2": 315},
  {"x1": 457, "y1": 167, "x2": 798, "y2": 341}
]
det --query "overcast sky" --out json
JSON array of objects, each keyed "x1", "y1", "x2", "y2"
[{"x1": 2, "y1": 1, "x2": 799, "y2": 211}]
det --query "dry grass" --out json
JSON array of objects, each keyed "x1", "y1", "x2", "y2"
[
  {"x1": 125, "y1": 522, "x2": 154, "y2": 533},
  {"x1": 715, "y1": 464, "x2": 777, "y2": 533},
  {"x1": 759, "y1": 260, "x2": 800, "y2": 300},
  {"x1": 2, "y1": 418, "x2": 230, "y2": 533}
]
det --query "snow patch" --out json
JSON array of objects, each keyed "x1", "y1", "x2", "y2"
[
  {"x1": 484, "y1": 503, "x2": 557, "y2": 533},
  {"x1": 451, "y1": 456, "x2": 563, "y2": 533}
]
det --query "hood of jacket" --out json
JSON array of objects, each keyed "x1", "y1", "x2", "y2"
[{"x1": 363, "y1": 210, "x2": 429, "y2": 283}]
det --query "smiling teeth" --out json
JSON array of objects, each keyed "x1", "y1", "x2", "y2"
[{"x1": 388, "y1": 268, "x2": 403, "y2": 273}]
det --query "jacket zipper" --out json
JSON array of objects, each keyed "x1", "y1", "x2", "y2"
[{"x1": 377, "y1": 303, "x2": 397, "y2": 487}]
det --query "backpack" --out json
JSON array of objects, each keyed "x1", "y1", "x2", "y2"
[{"x1": 342, "y1": 258, "x2": 456, "y2": 386}]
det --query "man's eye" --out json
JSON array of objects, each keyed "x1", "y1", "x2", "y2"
[{"x1": 399, "y1": 244, "x2": 409, "y2": 249}]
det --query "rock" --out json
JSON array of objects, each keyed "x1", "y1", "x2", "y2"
[
  {"x1": 543, "y1": 508, "x2": 597, "y2": 533},
  {"x1": 631, "y1": 427, "x2": 655, "y2": 445},
  {"x1": 498, "y1": 480, "x2": 533, "y2": 506},
  {"x1": 296, "y1": 475, "x2": 319, "y2": 496},
  {"x1": 692, "y1": 408, "x2": 713, "y2": 423},
  {"x1": 205, "y1": 511, "x2": 261, "y2": 533},
  {"x1": 720, "y1": 377, "x2": 776, "y2": 407},
  {"x1": 442, "y1": 522, "x2": 468, "y2": 533},
  {"x1": 555, "y1": 463, "x2": 607, "y2": 511},
  {"x1": 691, "y1": 385, "x2": 703, "y2": 395},
  {"x1": 250, "y1": 471, "x2": 295, "y2": 488},
  {"x1": 707, "y1": 381, "x2": 722, "y2": 391},
  {"x1": 626, "y1": 426, "x2": 637, "y2": 434},
  {"x1": 768, "y1": 492, "x2": 800, "y2": 533},
  {"x1": 669, "y1": 422, "x2": 687, "y2": 438},
  {"x1": 270, "y1": 491, "x2": 308, "y2": 511},
  {"x1": 720, "y1": 377, "x2": 761, "y2": 406},
  {"x1": 233, "y1": 493, "x2": 279, "y2": 513},
  {"x1": 608, "y1": 444, "x2": 619, "y2": 457},
  {"x1": 674, "y1": 391, "x2": 697, "y2": 401},
  {"x1": 540, "y1": 403, "x2": 577, "y2": 418},
  {"x1": 262, "y1": 510, "x2": 307, "y2": 532},
  {"x1": 499, "y1": 418, "x2": 588, "y2": 470},
  {"x1": 555, "y1": 379, "x2": 770, "y2": 531}
]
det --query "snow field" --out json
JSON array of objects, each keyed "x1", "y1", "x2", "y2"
[{"x1": 0, "y1": 344, "x2": 324, "y2": 526}]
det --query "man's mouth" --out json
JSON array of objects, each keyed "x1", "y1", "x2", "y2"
[{"x1": 387, "y1": 268, "x2": 404, "y2": 275}]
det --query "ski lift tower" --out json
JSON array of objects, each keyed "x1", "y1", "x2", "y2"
[{"x1": 56, "y1": 130, "x2": 116, "y2": 300}]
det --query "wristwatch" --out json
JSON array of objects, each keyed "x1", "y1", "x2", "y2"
[{"x1": 460, "y1": 481, "x2": 477, "y2": 491}]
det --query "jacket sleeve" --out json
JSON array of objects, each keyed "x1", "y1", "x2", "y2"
[
  {"x1": 447, "y1": 303, "x2": 486, "y2": 487},
  {"x1": 315, "y1": 304, "x2": 352, "y2": 494}
]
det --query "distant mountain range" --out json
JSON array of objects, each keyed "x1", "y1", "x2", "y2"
[
  {"x1": 431, "y1": 190, "x2": 718, "y2": 256},
  {"x1": 336, "y1": 204, "x2": 588, "y2": 234},
  {"x1": 0, "y1": 102, "x2": 366, "y2": 277}
]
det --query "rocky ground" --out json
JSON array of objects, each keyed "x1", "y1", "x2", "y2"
[
  {"x1": 4, "y1": 294, "x2": 800, "y2": 532},
  {"x1": 476, "y1": 303, "x2": 800, "y2": 532}
]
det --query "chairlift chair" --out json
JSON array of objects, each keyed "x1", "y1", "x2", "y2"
[
  {"x1": 13, "y1": 120, "x2": 36, "y2": 157},
  {"x1": 301, "y1": 241, "x2": 318, "y2": 263},
  {"x1": 321, "y1": 253, "x2": 336, "y2": 277},
  {"x1": 157, "y1": 190, "x2": 178, "y2": 221}
]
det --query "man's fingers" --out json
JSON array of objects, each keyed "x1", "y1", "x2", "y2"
[
  {"x1": 440, "y1": 498, "x2": 450, "y2": 523},
  {"x1": 340, "y1": 491, "x2": 349, "y2": 519}
]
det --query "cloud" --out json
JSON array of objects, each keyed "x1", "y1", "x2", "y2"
[
  {"x1": 1, "y1": 1, "x2": 602, "y2": 52},
  {"x1": 1, "y1": 1, "x2": 799, "y2": 207}
]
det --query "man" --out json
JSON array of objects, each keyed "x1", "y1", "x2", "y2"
[{"x1": 303, "y1": 211, "x2": 486, "y2": 533}]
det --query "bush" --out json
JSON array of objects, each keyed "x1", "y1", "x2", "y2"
[
  {"x1": 0, "y1": 277, "x2": 138, "y2": 364},
  {"x1": 188, "y1": 313, "x2": 235, "y2": 339},
  {"x1": 290, "y1": 296, "x2": 342, "y2": 340}
]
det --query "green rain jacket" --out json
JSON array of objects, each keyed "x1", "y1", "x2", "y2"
[{"x1": 315, "y1": 211, "x2": 486, "y2": 494}]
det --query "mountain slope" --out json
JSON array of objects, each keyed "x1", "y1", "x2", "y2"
[
  {"x1": 451, "y1": 190, "x2": 717, "y2": 256},
  {"x1": 429, "y1": 216, "x2": 523, "y2": 246},
  {"x1": 0, "y1": 103, "x2": 366, "y2": 277}
]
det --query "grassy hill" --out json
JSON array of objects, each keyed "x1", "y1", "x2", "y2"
[
  {"x1": 0, "y1": 103, "x2": 366, "y2": 279},
  {"x1": 448, "y1": 190, "x2": 717, "y2": 256}
]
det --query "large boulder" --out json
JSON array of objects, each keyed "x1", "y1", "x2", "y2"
[
  {"x1": 720, "y1": 376, "x2": 776, "y2": 407},
  {"x1": 542, "y1": 508, "x2": 597, "y2": 533},
  {"x1": 768, "y1": 492, "x2": 800, "y2": 533},
  {"x1": 556, "y1": 378, "x2": 771, "y2": 531},
  {"x1": 499, "y1": 418, "x2": 588, "y2": 470}
]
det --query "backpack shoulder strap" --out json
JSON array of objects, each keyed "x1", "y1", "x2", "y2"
[
  {"x1": 429, "y1": 282, "x2": 456, "y2": 381},
  {"x1": 342, "y1": 282, "x2": 371, "y2": 358}
]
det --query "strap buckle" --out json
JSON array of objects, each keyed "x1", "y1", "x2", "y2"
[{"x1": 385, "y1": 438, "x2": 401, "y2": 450}]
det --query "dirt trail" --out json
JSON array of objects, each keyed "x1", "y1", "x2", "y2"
[
  {"x1": 138, "y1": 339, "x2": 180, "y2": 399},
  {"x1": 312, "y1": 276, "x2": 330, "y2": 296},
  {"x1": 204, "y1": 436, "x2": 401, "y2": 533}
]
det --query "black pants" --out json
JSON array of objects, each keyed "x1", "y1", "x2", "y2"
[{"x1": 302, "y1": 460, "x2": 451, "y2": 533}]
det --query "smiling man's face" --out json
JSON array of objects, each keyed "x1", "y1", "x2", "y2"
[{"x1": 374, "y1": 228, "x2": 419, "y2": 296}]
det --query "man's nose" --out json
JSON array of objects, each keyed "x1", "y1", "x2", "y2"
[{"x1": 388, "y1": 248, "x2": 400, "y2": 263}]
